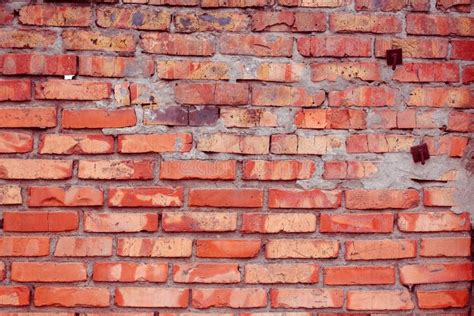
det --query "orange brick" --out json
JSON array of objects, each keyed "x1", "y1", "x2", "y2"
[
  {"x1": 192, "y1": 288, "x2": 267, "y2": 308},
  {"x1": 375, "y1": 38, "x2": 448, "y2": 58},
  {"x1": 176, "y1": 82, "x2": 249, "y2": 105},
  {"x1": 423, "y1": 187, "x2": 456, "y2": 206},
  {"x1": 298, "y1": 36, "x2": 370, "y2": 57},
  {"x1": 325, "y1": 266, "x2": 394, "y2": 285},
  {"x1": 115, "y1": 288, "x2": 189, "y2": 308},
  {"x1": 346, "y1": 189, "x2": 419, "y2": 209},
  {"x1": 393, "y1": 62, "x2": 459, "y2": 82},
  {"x1": 270, "y1": 288, "x2": 343, "y2": 308},
  {"x1": 163, "y1": 212, "x2": 237, "y2": 232},
  {"x1": 0, "y1": 286, "x2": 30, "y2": 306},
  {"x1": 242, "y1": 213, "x2": 316, "y2": 233},
  {"x1": 329, "y1": 86, "x2": 396, "y2": 107},
  {"x1": 196, "y1": 240, "x2": 261, "y2": 258},
  {"x1": 279, "y1": 0, "x2": 348, "y2": 7},
  {"x1": 220, "y1": 34, "x2": 293, "y2": 57},
  {"x1": 97, "y1": 7, "x2": 170, "y2": 30},
  {"x1": 421, "y1": 237, "x2": 471, "y2": 257},
  {"x1": 239, "y1": 62, "x2": 303, "y2": 82},
  {"x1": 34, "y1": 287, "x2": 109, "y2": 307},
  {"x1": 35, "y1": 80, "x2": 110, "y2": 100},
  {"x1": 11, "y1": 262, "x2": 87, "y2": 282},
  {"x1": 0, "y1": 159, "x2": 72, "y2": 180},
  {"x1": 78, "y1": 56, "x2": 154, "y2": 77},
  {"x1": 345, "y1": 239, "x2": 416, "y2": 260},
  {"x1": 243, "y1": 160, "x2": 315, "y2": 180},
  {"x1": 0, "y1": 262, "x2": 4, "y2": 280},
  {"x1": 398, "y1": 211, "x2": 470, "y2": 232},
  {"x1": 19, "y1": 5, "x2": 91, "y2": 26},
  {"x1": 323, "y1": 161, "x2": 377, "y2": 179},
  {"x1": 28, "y1": 186, "x2": 103, "y2": 207},
  {"x1": 173, "y1": 263, "x2": 240, "y2": 283},
  {"x1": 408, "y1": 87, "x2": 472, "y2": 108},
  {"x1": 54, "y1": 237, "x2": 113, "y2": 257},
  {"x1": 197, "y1": 133, "x2": 269, "y2": 155},
  {"x1": 346, "y1": 134, "x2": 369, "y2": 153},
  {"x1": 355, "y1": 0, "x2": 429, "y2": 11},
  {"x1": 266, "y1": 239, "x2": 339, "y2": 258},
  {"x1": 158, "y1": 61, "x2": 228, "y2": 80},
  {"x1": 0, "y1": 54, "x2": 76, "y2": 75},
  {"x1": 0, "y1": 132, "x2": 33, "y2": 153},
  {"x1": 295, "y1": 109, "x2": 367, "y2": 129},
  {"x1": 347, "y1": 290, "x2": 414, "y2": 310},
  {"x1": 424, "y1": 135, "x2": 469, "y2": 157},
  {"x1": 448, "y1": 112, "x2": 474, "y2": 132},
  {"x1": 407, "y1": 14, "x2": 474, "y2": 36},
  {"x1": 330, "y1": 13, "x2": 402, "y2": 33},
  {"x1": 141, "y1": 33, "x2": 214, "y2": 56},
  {"x1": 221, "y1": 108, "x2": 278, "y2": 128},
  {"x1": 78, "y1": 160, "x2": 153, "y2": 180},
  {"x1": 175, "y1": 12, "x2": 249, "y2": 32},
  {"x1": 202, "y1": 0, "x2": 270, "y2": 6},
  {"x1": 417, "y1": 289, "x2": 469, "y2": 309},
  {"x1": 84, "y1": 212, "x2": 158, "y2": 233},
  {"x1": 0, "y1": 237, "x2": 50, "y2": 257},
  {"x1": 117, "y1": 237, "x2": 192, "y2": 257},
  {"x1": 39, "y1": 134, "x2": 114, "y2": 155},
  {"x1": 63, "y1": 108, "x2": 136, "y2": 129},
  {"x1": 93, "y1": 262, "x2": 167, "y2": 283},
  {"x1": 245, "y1": 264, "x2": 319, "y2": 284},
  {"x1": 320, "y1": 213, "x2": 394, "y2": 233},
  {"x1": 400, "y1": 262, "x2": 472, "y2": 284},
  {"x1": 0, "y1": 80, "x2": 31, "y2": 101},
  {"x1": 0, "y1": 185, "x2": 22, "y2": 205},
  {"x1": 252, "y1": 85, "x2": 325, "y2": 106},
  {"x1": 161, "y1": 160, "x2": 236, "y2": 180},
  {"x1": 118, "y1": 133, "x2": 192, "y2": 153},
  {"x1": 62, "y1": 30, "x2": 135, "y2": 52},
  {"x1": 0, "y1": 29, "x2": 56, "y2": 49},
  {"x1": 4, "y1": 211, "x2": 78, "y2": 232},
  {"x1": 252, "y1": 12, "x2": 326, "y2": 32},
  {"x1": 108, "y1": 186, "x2": 183, "y2": 207},
  {"x1": 0, "y1": 107, "x2": 56, "y2": 128},
  {"x1": 268, "y1": 188, "x2": 342, "y2": 209},
  {"x1": 311, "y1": 62, "x2": 381, "y2": 82}
]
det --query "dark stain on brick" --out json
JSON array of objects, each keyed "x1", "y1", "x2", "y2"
[
  {"x1": 145, "y1": 106, "x2": 188, "y2": 126},
  {"x1": 200, "y1": 13, "x2": 231, "y2": 26},
  {"x1": 132, "y1": 12, "x2": 144, "y2": 26},
  {"x1": 189, "y1": 106, "x2": 219, "y2": 126}
]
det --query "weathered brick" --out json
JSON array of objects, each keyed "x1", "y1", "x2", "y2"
[
  {"x1": 295, "y1": 109, "x2": 367, "y2": 129},
  {"x1": 116, "y1": 288, "x2": 189, "y2": 308},
  {"x1": 271, "y1": 134, "x2": 344, "y2": 155},
  {"x1": 189, "y1": 188, "x2": 263, "y2": 208},
  {"x1": 109, "y1": 187, "x2": 183, "y2": 207},
  {"x1": 0, "y1": 6, "x2": 14, "y2": 25},
  {"x1": 323, "y1": 161, "x2": 377, "y2": 179},
  {"x1": 407, "y1": 14, "x2": 474, "y2": 36},
  {"x1": 252, "y1": 85, "x2": 325, "y2": 106},
  {"x1": 265, "y1": 239, "x2": 339, "y2": 258},
  {"x1": 163, "y1": 212, "x2": 237, "y2": 232},
  {"x1": 298, "y1": 36, "x2": 371, "y2": 57},
  {"x1": 423, "y1": 187, "x2": 456, "y2": 206},
  {"x1": 0, "y1": 30, "x2": 56, "y2": 49},
  {"x1": 12, "y1": 262, "x2": 87, "y2": 282},
  {"x1": 462, "y1": 65, "x2": 474, "y2": 84},
  {"x1": 416, "y1": 289, "x2": 469, "y2": 309},
  {"x1": 451, "y1": 40, "x2": 474, "y2": 60},
  {"x1": 243, "y1": 160, "x2": 315, "y2": 180},
  {"x1": 0, "y1": 185, "x2": 22, "y2": 205},
  {"x1": 175, "y1": 12, "x2": 249, "y2": 32},
  {"x1": 93, "y1": 262, "x2": 167, "y2": 283},
  {"x1": 161, "y1": 160, "x2": 236, "y2": 180},
  {"x1": 192, "y1": 288, "x2": 267, "y2": 308},
  {"x1": 330, "y1": 13, "x2": 402, "y2": 33},
  {"x1": 270, "y1": 288, "x2": 343, "y2": 308},
  {"x1": 252, "y1": 12, "x2": 326, "y2": 32},
  {"x1": 0, "y1": 287, "x2": 29, "y2": 306},
  {"x1": 117, "y1": 237, "x2": 192, "y2": 257},
  {"x1": 0, "y1": 237, "x2": 50, "y2": 257},
  {"x1": 400, "y1": 262, "x2": 472, "y2": 284},
  {"x1": 242, "y1": 213, "x2": 316, "y2": 233},
  {"x1": 420, "y1": 237, "x2": 471, "y2": 257},
  {"x1": 78, "y1": 56, "x2": 153, "y2": 77},
  {"x1": 148, "y1": 0, "x2": 198, "y2": 5},
  {"x1": 35, "y1": 80, "x2": 111, "y2": 100},
  {"x1": 0, "y1": 132, "x2": 33, "y2": 153},
  {"x1": 54, "y1": 237, "x2": 113, "y2": 257},
  {"x1": 97, "y1": 7, "x2": 170, "y2": 30},
  {"x1": 144, "y1": 105, "x2": 189, "y2": 126},
  {"x1": 28, "y1": 186, "x2": 102, "y2": 207},
  {"x1": 19, "y1": 5, "x2": 91, "y2": 26},
  {"x1": 175, "y1": 82, "x2": 249, "y2": 105},
  {"x1": 39, "y1": 134, "x2": 114, "y2": 155},
  {"x1": 320, "y1": 213, "x2": 394, "y2": 233},
  {"x1": 239, "y1": 63, "x2": 304, "y2": 82},
  {"x1": 0, "y1": 80, "x2": 31, "y2": 101},
  {"x1": 279, "y1": 0, "x2": 349, "y2": 6},
  {"x1": 202, "y1": 0, "x2": 270, "y2": 7},
  {"x1": 346, "y1": 189, "x2": 419, "y2": 209},
  {"x1": 329, "y1": 86, "x2": 396, "y2": 107},
  {"x1": 63, "y1": 108, "x2": 136, "y2": 129},
  {"x1": 141, "y1": 33, "x2": 215, "y2": 56},
  {"x1": 0, "y1": 159, "x2": 72, "y2": 180},
  {"x1": 197, "y1": 133, "x2": 269, "y2": 155},
  {"x1": 221, "y1": 108, "x2": 278, "y2": 128},
  {"x1": 447, "y1": 111, "x2": 473, "y2": 132},
  {"x1": 347, "y1": 290, "x2": 414, "y2": 310},
  {"x1": 119, "y1": 133, "x2": 192, "y2": 153},
  {"x1": 0, "y1": 54, "x2": 76, "y2": 75},
  {"x1": 324, "y1": 266, "x2": 395, "y2": 285},
  {"x1": 345, "y1": 239, "x2": 417, "y2": 260},
  {"x1": 173, "y1": 263, "x2": 240, "y2": 283},
  {"x1": 0, "y1": 107, "x2": 55, "y2": 129},
  {"x1": 268, "y1": 189, "x2": 342, "y2": 209},
  {"x1": 398, "y1": 211, "x2": 470, "y2": 232},
  {"x1": 158, "y1": 61, "x2": 228, "y2": 80},
  {"x1": 196, "y1": 240, "x2": 261, "y2": 258},
  {"x1": 4, "y1": 211, "x2": 78, "y2": 232},
  {"x1": 375, "y1": 38, "x2": 448, "y2": 58},
  {"x1": 355, "y1": 0, "x2": 429, "y2": 11},
  {"x1": 220, "y1": 34, "x2": 293, "y2": 57},
  {"x1": 245, "y1": 263, "x2": 319, "y2": 283},
  {"x1": 408, "y1": 87, "x2": 472, "y2": 108},
  {"x1": 78, "y1": 160, "x2": 153, "y2": 180},
  {"x1": 84, "y1": 212, "x2": 158, "y2": 233},
  {"x1": 34, "y1": 287, "x2": 109, "y2": 307},
  {"x1": 0, "y1": 262, "x2": 4, "y2": 280},
  {"x1": 62, "y1": 30, "x2": 135, "y2": 52},
  {"x1": 311, "y1": 62, "x2": 381, "y2": 82}
]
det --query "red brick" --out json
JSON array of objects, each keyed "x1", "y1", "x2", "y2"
[
  {"x1": 323, "y1": 161, "x2": 377, "y2": 179},
  {"x1": 398, "y1": 211, "x2": 470, "y2": 232},
  {"x1": 19, "y1": 5, "x2": 91, "y2": 26},
  {"x1": 97, "y1": 7, "x2": 170, "y2": 30},
  {"x1": 163, "y1": 212, "x2": 237, "y2": 232},
  {"x1": 141, "y1": 33, "x2": 214, "y2": 56},
  {"x1": 0, "y1": 54, "x2": 76, "y2": 75},
  {"x1": 197, "y1": 133, "x2": 269, "y2": 155},
  {"x1": 329, "y1": 86, "x2": 396, "y2": 107},
  {"x1": 0, "y1": 6, "x2": 13, "y2": 25},
  {"x1": 324, "y1": 266, "x2": 395, "y2": 285},
  {"x1": 375, "y1": 38, "x2": 448, "y2": 58},
  {"x1": 28, "y1": 186, "x2": 103, "y2": 207},
  {"x1": 252, "y1": 12, "x2": 326, "y2": 32},
  {"x1": 115, "y1": 288, "x2": 189, "y2": 308},
  {"x1": 0, "y1": 287, "x2": 30, "y2": 306},
  {"x1": 311, "y1": 62, "x2": 381, "y2": 82},
  {"x1": 189, "y1": 188, "x2": 262, "y2": 208},
  {"x1": 202, "y1": 0, "x2": 269, "y2": 7},
  {"x1": 117, "y1": 237, "x2": 192, "y2": 257},
  {"x1": 148, "y1": 0, "x2": 199, "y2": 5},
  {"x1": 0, "y1": 237, "x2": 50, "y2": 257},
  {"x1": 175, "y1": 82, "x2": 249, "y2": 105},
  {"x1": 161, "y1": 160, "x2": 235, "y2": 180},
  {"x1": 245, "y1": 263, "x2": 319, "y2": 284},
  {"x1": 252, "y1": 85, "x2": 324, "y2": 106},
  {"x1": 393, "y1": 62, "x2": 459, "y2": 82},
  {"x1": 34, "y1": 287, "x2": 109, "y2": 307},
  {"x1": 78, "y1": 160, "x2": 153, "y2": 180},
  {"x1": 346, "y1": 189, "x2": 419, "y2": 209},
  {"x1": 158, "y1": 61, "x2": 228, "y2": 80},
  {"x1": 62, "y1": 30, "x2": 135, "y2": 52},
  {"x1": 296, "y1": 109, "x2": 367, "y2": 129},
  {"x1": 347, "y1": 290, "x2": 414, "y2": 310},
  {"x1": 84, "y1": 212, "x2": 158, "y2": 233},
  {"x1": 417, "y1": 289, "x2": 469, "y2": 309},
  {"x1": 0, "y1": 132, "x2": 32, "y2": 153},
  {"x1": 345, "y1": 239, "x2": 416, "y2": 260},
  {"x1": 63, "y1": 108, "x2": 135, "y2": 129},
  {"x1": 407, "y1": 14, "x2": 474, "y2": 36},
  {"x1": 0, "y1": 185, "x2": 22, "y2": 205},
  {"x1": 4, "y1": 211, "x2": 78, "y2": 232},
  {"x1": 271, "y1": 288, "x2": 343, "y2": 308},
  {"x1": 173, "y1": 263, "x2": 240, "y2": 283},
  {"x1": 35, "y1": 80, "x2": 110, "y2": 100},
  {"x1": 0, "y1": 159, "x2": 72, "y2": 180},
  {"x1": 346, "y1": 134, "x2": 369, "y2": 153},
  {"x1": 462, "y1": 65, "x2": 474, "y2": 84},
  {"x1": 266, "y1": 239, "x2": 339, "y2": 258},
  {"x1": 93, "y1": 262, "x2": 167, "y2": 283},
  {"x1": 119, "y1": 133, "x2": 192, "y2": 153},
  {"x1": 298, "y1": 36, "x2": 370, "y2": 57},
  {"x1": 0, "y1": 262, "x2": 4, "y2": 280},
  {"x1": 437, "y1": 0, "x2": 471, "y2": 10},
  {"x1": 78, "y1": 56, "x2": 153, "y2": 77},
  {"x1": 39, "y1": 134, "x2": 114, "y2": 155},
  {"x1": 0, "y1": 106, "x2": 56, "y2": 128},
  {"x1": 330, "y1": 13, "x2": 401, "y2": 33},
  {"x1": 12, "y1": 262, "x2": 87, "y2": 282},
  {"x1": 400, "y1": 262, "x2": 472, "y2": 284},
  {"x1": 425, "y1": 134, "x2": 469, "y2": 157},
  {"x1": 196, "y1": 240, "x2": 261, "y2": 258},
  {"x1": 220, "y1": 34, "x2": 293, "y2": 57},
  {"x1": 108, "y1": 186, "x2": 183, "y2": 207},
  {"x1": 192, "y1": 288, "x2": 267, "y2": 308},
  {"x1": 448, "y1": 112, "x2": 473, "y2": 132},
  {"x1": 421, "y1": 237, "x2": 471, "y2": 257},
  {"x1": 0, "y1": 29, "x2": 56, "y2": 49},
  {"x1": 320, "y1": 213, "x2": 394, "y2": 233},
  {"x1": 364, "y1": 134, "x2": 415, "y2": 152},
  {"x1": 242, "y1": 213, "x2": 316, "y2": 233},
  {"x1": 423, "y1": 187, "x2": 456, "y2": 206},
  {"x1": 269, "y1": 188, "x2": 342, "y2": 209},
  {"x1": 54, "y1": 237, "x2": 113, "y2": 257},
  {"x1": 175, "y1": 12, "x2": 249, "y2": 32},
  {"x1": 279, "y1": 0, "x2": 349, "y2": 6},
  {"x1": 355, "y1": 0, "x2": 429, "y2": 10},
  {"x1": 451, "y1": 40, "x2": 474, "y2": 60},
  {"x1": 0, "y1": 80, "x2": 31, "y2": 101},
  {"x1": 239, "y1": 62, "x2": 303, "y2": 82},
  {"x1": 243, "y1": 160, "x2": 315, "y2": 180},
  {"x1": 408, "y1": 87, "x2": 472, "y2": 108}
]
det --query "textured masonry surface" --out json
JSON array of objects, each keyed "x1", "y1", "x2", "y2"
[{"x1": 0, "y1": 0, "x2": 473, "y2": 314}]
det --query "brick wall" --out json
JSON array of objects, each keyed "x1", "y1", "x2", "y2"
[{"x1": 0, "y1": 0, "x2": 472, "y2": 314}]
